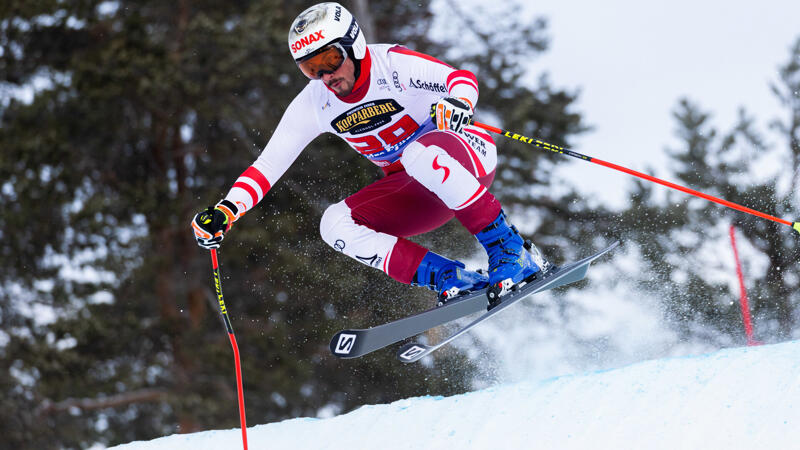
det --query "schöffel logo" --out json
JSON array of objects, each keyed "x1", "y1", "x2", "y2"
[
  {"x1": 330, "y1": 99, "x2": 404, "y2": 134},
  {"x1": 409, "y1": 78, "x2": 447, "y2": 93},
  {"x1": 334, "y1": 333, "x2": 357, "y2": 354}
]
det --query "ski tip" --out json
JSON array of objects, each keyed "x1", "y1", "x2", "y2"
[
  {"x1": 397, "y1": 342, "x2": 431, "y2": 363},
  {"x1": 793, "y1": 222, "x2": 800, "y2": 235},
  {"x1": 329, "y1": 330, "x2": 362, "y2": 358}
]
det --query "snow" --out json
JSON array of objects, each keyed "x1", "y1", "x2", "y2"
[
  {"x1": 460, "y1": 253, "x2": 681, "y2": 384},
  {"x1": 111, "y1": 340, "x2": 800, "y2": 450}
]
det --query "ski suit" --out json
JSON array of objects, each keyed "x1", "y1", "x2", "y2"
[{"x1": 223, "y1": 44, "x2": 502, "y2": 284}]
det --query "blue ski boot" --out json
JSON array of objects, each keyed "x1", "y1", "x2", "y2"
[
  {"x1": 412, "y1": 251, "x2": 489, "y2": 305},
  {"x1": 475, "y1": 210, "x2": 552, "y2": 307}
]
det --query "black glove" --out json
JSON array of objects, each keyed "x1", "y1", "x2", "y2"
[
  {"x1": 430, "y1": 96, "x2": 473, "y2": 134},
  {"x1": 191, "y1": 200, "x2": 239, "y2": 250}
]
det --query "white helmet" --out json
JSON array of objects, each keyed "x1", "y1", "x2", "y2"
[{"x1": 288, "y1": 2, "x2": 367, "y2": 62}]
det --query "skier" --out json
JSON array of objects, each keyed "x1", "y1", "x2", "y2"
[{"x1": 191, "y1": 2, "x2": 550, "y2": 304}]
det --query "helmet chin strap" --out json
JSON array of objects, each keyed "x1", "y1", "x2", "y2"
[{"x1": 350, "y1": 49, "x2": 362, "y2": 81}]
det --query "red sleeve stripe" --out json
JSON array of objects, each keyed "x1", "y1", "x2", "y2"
[
  {"x1": 241, "y1": 166, "x2": 271, "y2": 193},
  {"x1": 449, "y1": 80, "x2": 479, "y2": 96},
  {"x1": 388, "y1": 45, "x2": 453, "y2": 68},
  {"x1": 234, "y1": 177, "x2": 265, "y2": 200},
  {"x1": 232, "y1": 182, "x2": 259, "y2": 206},
  {"x1": 447, "y1": 70, "x2": 478, "y2": 85},
  {"x1": 231, "y1": 166, "x2": 271, "y2": 206},
  {"x1": 446, "y1": 70, "x2": 478, "y2": 91}
]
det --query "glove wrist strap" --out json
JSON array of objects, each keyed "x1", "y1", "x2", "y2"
[{"x1": 216, "y1": 199, "x2": 240, "y2": 225}]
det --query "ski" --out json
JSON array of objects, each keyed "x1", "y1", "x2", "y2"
[
  {"x1": 396, "y1": 241, "x2": 620, "y2": 363},
  {"x1": 329, "y1": 264, "x2": 583, "y2": 359},
  {"x1": 330, "y1": 289, "x2": 488, "y2": 359},
  {"x1": 330, "y1": 241, "x2": 619, "y2": 359}
]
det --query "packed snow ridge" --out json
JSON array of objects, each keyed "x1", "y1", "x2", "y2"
[{"x1": 114, "y1": 341, "x2": 800, "y2": 450}]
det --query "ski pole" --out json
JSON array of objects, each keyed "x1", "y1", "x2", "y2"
[
  {"x1": 471, "y1": 120, "x2": 800, "y2": 235},
  {"x1": 728, "y1": 225, "x2": 759, "y2": 346},
  {"x1": 210, "y1": 249, "x2": 248, "y2": 450}
]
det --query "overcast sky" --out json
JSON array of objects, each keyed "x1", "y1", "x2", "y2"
[{"x1": 522, "y1": 0, "x2": 800, "y2": 207}]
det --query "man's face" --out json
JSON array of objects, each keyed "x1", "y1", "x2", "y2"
[{"x1": 321, "y1": 57, "x2": 356, "y2": 96}]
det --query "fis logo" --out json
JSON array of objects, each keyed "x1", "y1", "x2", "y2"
[{"x1": 334, "y1": 333, "x2": 357, "y2": 354}]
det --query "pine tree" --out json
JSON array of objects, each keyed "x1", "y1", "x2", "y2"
[
  {"x1": 616, "y1": 36, "x2": 800, "y2": 346},
  {"x1": 0, "y1": 1, "x2": 588, "y2": 447}
]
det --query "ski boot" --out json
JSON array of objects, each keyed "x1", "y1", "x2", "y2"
[
  {"x1": 412, "y1": 251, "x2": 489, "y2": 306},
  {"x1": 475, "y1": 210, "x2": 552, "y2": 308}
]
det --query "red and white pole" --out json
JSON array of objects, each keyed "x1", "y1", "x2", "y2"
[{"x1": 728, "y1": 225, "x2": 759, "y2": 346}]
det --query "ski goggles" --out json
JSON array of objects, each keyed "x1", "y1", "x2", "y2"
[{"x1": 296, "y1": 43, "x2": 347, "y2": 80}]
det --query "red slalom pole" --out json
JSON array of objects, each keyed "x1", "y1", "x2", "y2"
[
  {"x1": 210, "y1": 249, "x2": 249, "y2": 450},
  {"x1": 471, "y1": 120, "x2": 800, "y2": 234},
  {"x1": 729, "y1": 225, "x2": 759, "y2": 346}
]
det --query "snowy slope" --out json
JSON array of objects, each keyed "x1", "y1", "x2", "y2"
[{"x1": 112, "y1": 340, "x2": 800, "y2": 450}]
